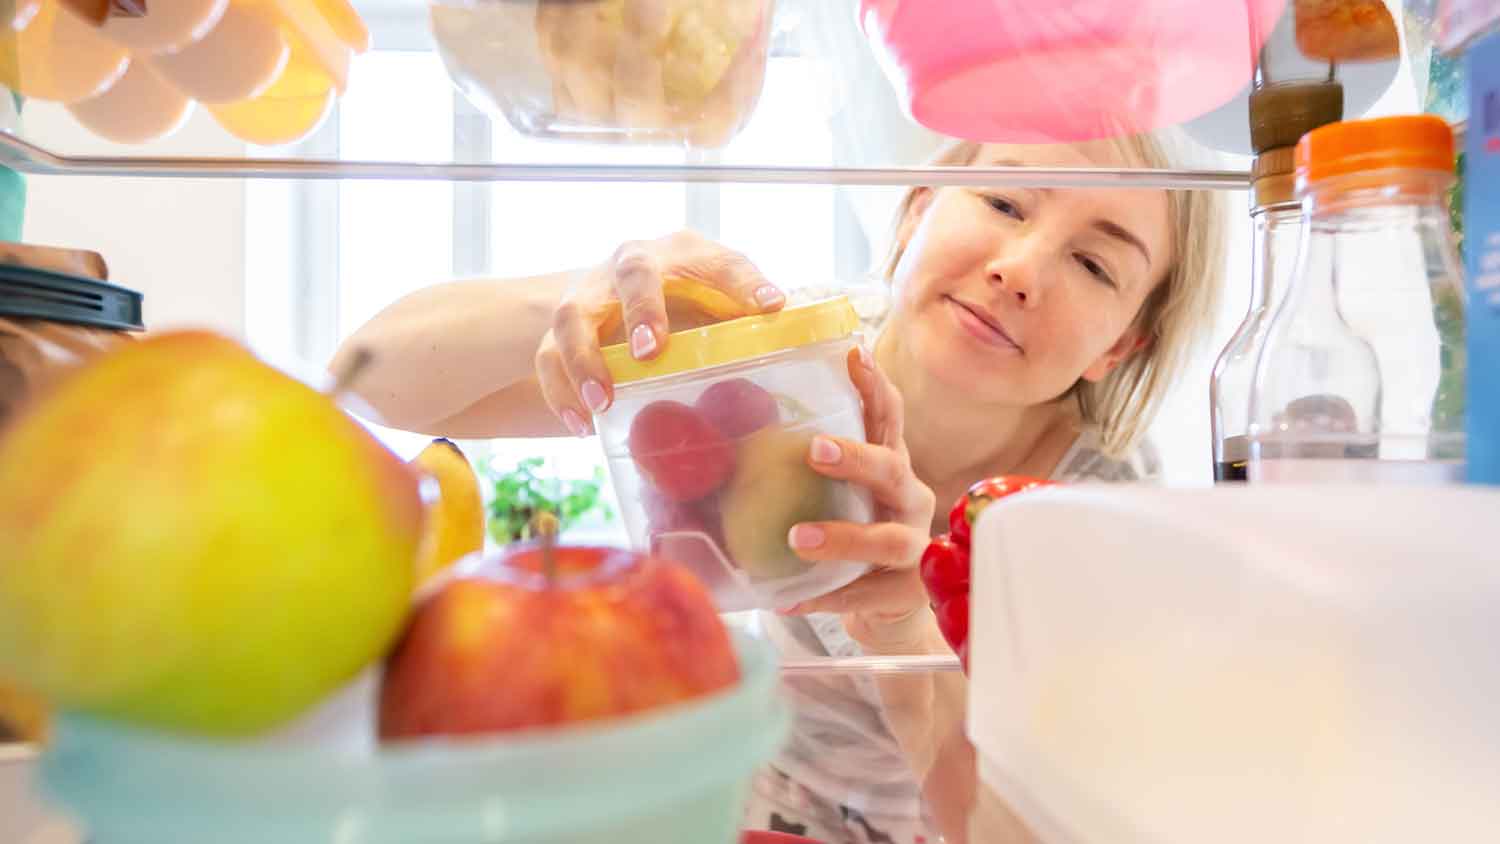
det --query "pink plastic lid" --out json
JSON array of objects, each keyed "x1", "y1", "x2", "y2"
[{"x1": 860, "y1": 0, "x2": 1288, "y2": 143}]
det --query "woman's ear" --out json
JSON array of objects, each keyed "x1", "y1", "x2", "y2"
[
  {"x1": 1081, "y1": 330, "x2": 1151, "y2": 382},
  {"x1": 895, "y1": 187, "x2": 935, "y2": 248},
  {"x1": 889, "y1": 187, "x2": 935, "y2": 280}
]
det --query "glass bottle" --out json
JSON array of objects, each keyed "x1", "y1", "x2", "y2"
[
  {"x1": 1211, "y1": 81, "x2": 1342, "y2": 482},
  {"x1": 1247, "y1": 114, "x2": 1467, "y2": 484}
]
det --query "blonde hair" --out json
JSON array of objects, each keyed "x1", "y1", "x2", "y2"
[{"x1": 883, "y1": 136, "x2": 1227, "y2": 457}]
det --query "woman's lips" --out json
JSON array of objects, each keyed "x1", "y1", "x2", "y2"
[{"x1": 944, "y1": 295, "x2": 1022, "y2": 353}]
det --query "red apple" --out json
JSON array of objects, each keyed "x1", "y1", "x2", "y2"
[
  {"x1": 628, "y1": 400, "x2": 736, "y2": 502},
  {"x1": 695, "y1": 377, "x2": 779, "y2": 439},
  {"x1": 377, "y1": 543, "x2": 740, "y2": 739}
]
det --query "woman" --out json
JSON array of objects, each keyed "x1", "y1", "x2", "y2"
[{"x1": 335, "y1": 133, "x2": 1226, "y2": 843}]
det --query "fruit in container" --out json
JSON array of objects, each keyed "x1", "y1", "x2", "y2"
[
  {"x1": 0, "y1": 331, "x2": 422, "y2": 736},
  {"x1": 531, "y1": 0, "x2": 769, "y2": 128},
  {"x1": 408, "y1": 437, "x2": 486, "y2": 586},
  {"x1": 644, "y1": 486, "x2": 732, "y2": 587},
  {"x1": 695, "y1": 376, "x2": 779, "y2": 439},
  {"x1": 377, "y1": 541, "x2": 740, "y2": 738},
  {"x1": 720, "y1": 426, "x2": 834, "y2": 582},
  {"x1": 628, "y1": 399, "x2": 736, "y2": 502},
  {"x1": 1293, "y1": 0, "x2": 1400, "y2": 62}
]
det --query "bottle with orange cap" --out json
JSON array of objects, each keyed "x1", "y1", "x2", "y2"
[{"x1": 1247, "y1": 114, "x2": 1468, "y2": 483}]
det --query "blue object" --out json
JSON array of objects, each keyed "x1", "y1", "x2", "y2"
[
  {"x1": 2, "y1": 92, "x2": 25, "y2": 242},
  {"x1": 0, "y1": 165, "x2": 23, "y2": 242},
  {"x1": 1466, "y1": 31, "x2": 1500, "y2": 484},
  {"x1": 37, "y1": 630, "x2": 790, "y2": 844}
]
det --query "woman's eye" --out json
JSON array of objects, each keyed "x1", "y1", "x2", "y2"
[
  {"x1": 984, "y1": 195, "x2": 1023, "y2": 219},
  {"x1": 1076, "y1": 254, "x2": 1116, "y2": 288}
]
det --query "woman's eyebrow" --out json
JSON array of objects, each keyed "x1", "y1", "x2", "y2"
[
  {"x1": 1092, "y1": 219, "x2": 1152, "y2": 268},
  {"x1": 977, "y1": 156, "x2": 1153, "y2": 266}
]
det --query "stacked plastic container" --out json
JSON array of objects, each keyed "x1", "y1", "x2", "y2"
[{"x1": 0, "y1": 0, "x2": 369, "y2": 145}]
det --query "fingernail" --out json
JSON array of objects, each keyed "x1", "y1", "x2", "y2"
[
  {"x1": 581, "y1": 379, "x2": 609, "y2": 413},
  {"x1": 858, "y1": 345, "x2": 875, "y2": 370},
  {"x1": 630, "y1": 323, "x2": 658, "y2": 359},
  {"x1": 789, "y1": 523, "x2": 825, "y2": 549},
  {"x1": 561, "y1": 408, "x2": 590, "y2": 438},
  {"x1": 809, "y1": 436, "x2": 841, "y2": 465},
  {"x1": 754, "y1": 285, "x2": 785, "y2": 308}
]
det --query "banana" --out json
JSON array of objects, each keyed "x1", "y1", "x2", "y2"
[{"x1": 409, "y1": 439, "x2": 486, "y2": 586}]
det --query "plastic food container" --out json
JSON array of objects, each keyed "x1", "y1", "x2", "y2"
[
  {"x1": 427, "y1": 0, "x2": 775, "y2": 148},
  {"x1": 35, "y1": 631, "x2": 789, "y2": 844},
  {"x1": 594, "y1": 297, "x2": 874, "y2": 612},
  {"x1": 858, "y1": 0, "x2": 1285, "y2": 142},
  {"x1": 967, "y1": 484, "x2": 1500, "y2": 844},
  {"x1": 0, "y1": 249, "x2": 144, "y2": 431}
]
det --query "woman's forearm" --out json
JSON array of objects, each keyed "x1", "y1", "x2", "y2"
[
  {"x1": 330, "y1": 271, "x2": 578, "y2": 436},
  {"x1": 854, "y1": 612, "x2": 979, "y2": 842}
]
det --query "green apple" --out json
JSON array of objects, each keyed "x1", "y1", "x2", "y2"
[
  {"x1": 720, "y1": 426, "x2": 835, "y2": 582},
  {"x1": 0, "y1": 331, "x2": 421, "y2": 736}
]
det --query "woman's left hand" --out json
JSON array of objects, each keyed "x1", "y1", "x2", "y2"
[{"x1": 782, "y1": 346, "x2": 937, "y2": 650}]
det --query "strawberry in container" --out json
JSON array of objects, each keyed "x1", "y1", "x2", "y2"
[
  {"x1": 920, "y1": 476, "x2": 1056, "y2": 671},
  {"x1": 592, "y1": 297, "x2": 875, "y2": 612}
]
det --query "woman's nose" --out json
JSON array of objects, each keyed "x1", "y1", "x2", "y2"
[{"x1": 986, "y1": 239, "x2": 1044, "y2": 308}]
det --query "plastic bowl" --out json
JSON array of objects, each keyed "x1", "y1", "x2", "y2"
[
  {"x1": 859, "y1": 0, "x2": 1286, "y2": 142},
  {"x1": 428, "y1": 0, "x2": 775, "y2": 148},
  {"x1": 36, "y1": 631, "x2": 790, "y2": 844}
]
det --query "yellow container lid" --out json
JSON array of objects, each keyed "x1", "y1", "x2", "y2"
[{"x1": 602, "y1": 296, "x2": 860, "y2": 385}]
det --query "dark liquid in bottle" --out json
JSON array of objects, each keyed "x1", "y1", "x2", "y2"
[
  {"x1": 1214, "y1": 460, "x2": 1248, "y2": 483},
  {"x1": 1214, "y1": 435, "x2": 1250, "y2": 483}
]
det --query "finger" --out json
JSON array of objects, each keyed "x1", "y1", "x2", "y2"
[
  {"x1": 551, "y1": 299, "x2": 615, "y2": 415},
  {"x1": 787, "y1": 520, "x2": 927, "y2": 571},
  {"x1": 848, "y1": 346, "x2": 905, "y2": 449},
  {"x1": 791, "y1": 567, "x2": 927, "y2": 618},
  {"x1": 676, "y1": 237, "x2": 785, "y2": 314},
  {"x1": 534, "y1": 339, "x2": 593, "y2": 437},
  {"x1": 609, "y1": 241, "x2": 669, "y2": 360},
  {"x1": 805, "y1": 434, "x2": 920, "y2": 510}
]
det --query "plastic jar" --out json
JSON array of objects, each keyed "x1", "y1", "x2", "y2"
[
  {"x1": 0, "y1": 247, "x2": 144, "y2": 431},
  {"x1": 427, "y1": 0, "x2": 774, "y2": 149},
  {"x1": 593, "y1": 297, "x2": 874, "y2": 612}
]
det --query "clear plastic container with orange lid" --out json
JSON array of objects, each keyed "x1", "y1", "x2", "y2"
[
  {"x1": 1248, "y1": 114, "x2": 1467, "y2": 483},
  {"x1": 592, "y1": 296, "x2": 874, "y2": 612}
]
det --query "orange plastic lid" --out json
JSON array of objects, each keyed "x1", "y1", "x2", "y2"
[{"x1": 1295, "y1": 115, "x2": 1455, "y2": 190}]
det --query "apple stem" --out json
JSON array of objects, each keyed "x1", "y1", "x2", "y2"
[
  {"x1": 532, "y1": 510, "x2": 560, "y2": 586},
  {"x1": 327, "y1": 346, "x2": 375, "y2": 398}
]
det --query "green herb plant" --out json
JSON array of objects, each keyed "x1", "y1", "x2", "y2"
[{"x1": 483, "y1": 457, "x2": 613, "y2": 544}]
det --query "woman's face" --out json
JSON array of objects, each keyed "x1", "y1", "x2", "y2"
[{"x1": 886, "y1": 142, "x2": 1174, "y2": 408}]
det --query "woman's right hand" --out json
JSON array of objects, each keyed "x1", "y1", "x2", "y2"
[{"x1": 534, "y1": 230, "x2": 785, "y2": 436}]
